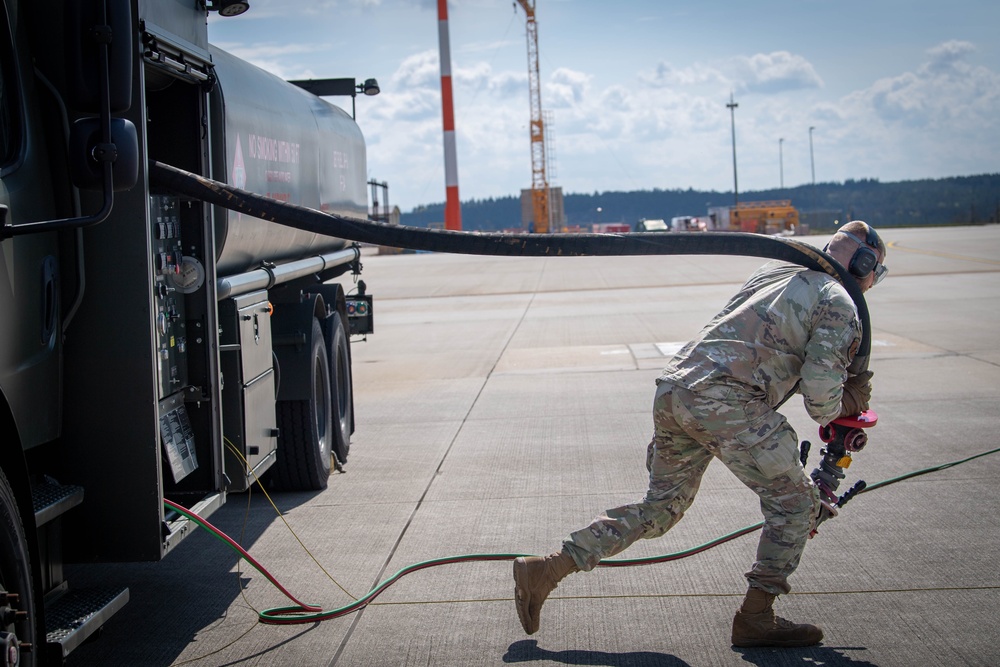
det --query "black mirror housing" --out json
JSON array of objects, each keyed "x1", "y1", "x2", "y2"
[{"x1": 69, "y1": 117, "x2": 139, "y2": 191}]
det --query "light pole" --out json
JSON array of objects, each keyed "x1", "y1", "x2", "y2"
[
  {"x1": 727, "y1": 92, "x2": 739, "y2": 206},
  {"x1": 287, "y1": 77, "x2": 381, "y2": 119},
  {"x1": 809, "y1": 126, "x2": 816, "y2": 186},
  {"x1": 779, "y1": 137, "x2": 784, "y2": 191}
]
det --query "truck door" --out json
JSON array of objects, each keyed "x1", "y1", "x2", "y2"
[{"x1": 0, "y1": 0, "x2": 62, "y2": 452}]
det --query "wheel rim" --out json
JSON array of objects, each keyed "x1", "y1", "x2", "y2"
[
  {"x1": 314, "y1": 355, "x2": 331, "y2": 459},
  {"x1": 1, "y1": 473, "x2": 35, "y2": 667},
  {"x1": 335, "y1": 343, "x2": 349, "y2": 430}
]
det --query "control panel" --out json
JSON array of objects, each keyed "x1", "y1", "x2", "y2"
[
  {"x1": 346, "y1": 282, "x2": 373, "y2": 336},
  {"x1": 150, "y1": 195, "x2": 189, "y2": 398},
  {"x1": 158, "y1": 391, "x2": 198, "y2": 483}
]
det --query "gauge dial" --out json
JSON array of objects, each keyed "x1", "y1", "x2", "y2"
[{"x1": 167, "y1": 255, "x2": 206, "y2": 294}]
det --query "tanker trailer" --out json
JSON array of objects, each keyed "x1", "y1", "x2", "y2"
[
  {"x1": 0, "y1": 1, "x2": 373, "y2": 660},
  {"x1": 205, "y1": 45, "x2": 371, "y2": 489}
]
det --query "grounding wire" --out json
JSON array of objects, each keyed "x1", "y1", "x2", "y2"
[
  {"x1": 224, "y1": 438, "x2": 358, "y2": 601},
  {"x1": 162, "y1": 444, "x2": 1000, "y2": 626}
]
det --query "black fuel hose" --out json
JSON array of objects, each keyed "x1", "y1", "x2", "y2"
[{"x1": 148, "y1": 160, "x2": 871, "y2": 372}]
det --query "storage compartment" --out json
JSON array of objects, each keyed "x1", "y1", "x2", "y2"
[{"x1": 220, "y1": 291, "x2": 278, "y2": 490}]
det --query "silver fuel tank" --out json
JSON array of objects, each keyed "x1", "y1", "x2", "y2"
[{"x1": 208, "y1": 47, "x2": 367, "y2": 277}]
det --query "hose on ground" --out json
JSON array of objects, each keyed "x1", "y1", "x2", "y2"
[{"x1": 163, "y1": 445, "x2": 1000, "y2": 625}]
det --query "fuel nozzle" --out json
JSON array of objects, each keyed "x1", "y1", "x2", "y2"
[{"x1": 807, "y1": 410, "x2": 878, "y2": 533}]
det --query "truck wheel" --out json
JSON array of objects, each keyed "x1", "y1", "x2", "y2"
[
  {"x1": 272, "y1": 319, "x2": 333, "y2": 491},
  {"x1": 0, "y1": 468, "x2": 37, "y2": 667},
  {"x1": 328, "y1": 313, "x2": 352, "y2": 467}
]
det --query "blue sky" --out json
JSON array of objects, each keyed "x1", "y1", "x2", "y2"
[{"x1": 208, "y1": 0, "x2": 1000, "y2": 213}]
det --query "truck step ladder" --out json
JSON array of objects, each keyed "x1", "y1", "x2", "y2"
[
  {"x1": 44, "y1": 586, "x2": 130, "y2": 661},
  {"x1": 32, "y1": 481, "x2": 130, "y2": 660},
  {"x1": 31, "y1": 479, "x2": 84, "y2": 527}
]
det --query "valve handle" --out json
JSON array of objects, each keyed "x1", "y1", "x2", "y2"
[
  {"x1": 830, "y1": 409, "x2": 878, "y2": 429},
  {"x1": 836, "y1": 480, "x2": 867, "y2": 508}
]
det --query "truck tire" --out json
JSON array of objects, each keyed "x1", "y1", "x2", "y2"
[
  {"x1": 328, "y1": 313, "x2": 352, "y2": 466},
  {"x1": 0, "y1": 468, "x2": 37, "y2": 667},
  {"x1": 271, "y1": 319, "x2": 333, "y2": 491}
]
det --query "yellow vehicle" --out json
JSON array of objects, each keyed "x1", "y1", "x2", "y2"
[{"x1": 730, "y1": 200, "x2": 799, "y2": 235}]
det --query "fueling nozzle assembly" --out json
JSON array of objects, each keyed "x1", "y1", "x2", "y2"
[{"x1": 801, "y1": 410, "x2": 878, "y2": 534}]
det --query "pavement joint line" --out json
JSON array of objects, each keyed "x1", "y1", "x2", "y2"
[
  {"x1": 328, "y1": 277, "x2": 544, "y2": 667},
  {"x1": 886, "y1": 240, "x2": 1000, "y2": 266},
  {"x1": 364, "y1": 585, "x2": 1000, "y2": 607}
]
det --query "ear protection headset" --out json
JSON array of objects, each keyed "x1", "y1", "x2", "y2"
[{"x1": 830, "y1": 223, "x2": 883, "y2": 279}]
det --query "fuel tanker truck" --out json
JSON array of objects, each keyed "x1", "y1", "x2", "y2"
[
  {"x1": 0, "y1": 1, "x2": 883, "y2": 663},
  {"x1": 0, "y1": 1, "x2": 375, "y2": 662}
]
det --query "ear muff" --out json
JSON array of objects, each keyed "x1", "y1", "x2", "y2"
[
  {"x1": 848, "y1": 243, "x2": 878, "y2": 278},
  {"x1": 839, "y1": 225, "x2": 881, "y2": 279}
]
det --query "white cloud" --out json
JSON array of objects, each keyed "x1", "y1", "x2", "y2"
[
  {"x1": 731, "y1": 51, "x2": 824, "y2": 94},
  {"x1": 211, "y1": 42, "x2": 328, "y2": 80},
  {"x1": 391, "y1": 49, "x2": 441, "y2": 89},
  {"x1": 637, "y1": 51, "x2": 822, "y2": 95},
  {"x1": 925, "y1": 39, "x2": 977, "y2": 73},
  {"x1": 784, "y1": 40, "x2": 1000, "y2": 185},
  {"x1": 849, "y1": 39, "x2": 999, "y2": 130},
  {"x1": 546, "y1": 68, "x2": 590, "y2": 107},
  {"x1": 640, "y1": 61, "x2": 726, "y2": 88}
]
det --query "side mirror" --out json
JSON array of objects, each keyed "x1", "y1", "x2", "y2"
[
  {"x1": 69, "y1": 117, "x2": 139, "y2": 191},
  {"x1": 66, "y1": 0, "x2": 133, "y2": 114}
]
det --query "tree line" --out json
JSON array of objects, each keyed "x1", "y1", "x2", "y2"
[{"x1": 402, "y1": 173, "x2": 1000, "y2": 233}]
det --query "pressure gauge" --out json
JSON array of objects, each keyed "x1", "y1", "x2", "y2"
[{"x1": 167, "y1": 255, "x2": 206, "y2": 294}]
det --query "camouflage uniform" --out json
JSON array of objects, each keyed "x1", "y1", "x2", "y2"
[{"x1": 562, "y1": 261, "x2": 862, "y2": 595}]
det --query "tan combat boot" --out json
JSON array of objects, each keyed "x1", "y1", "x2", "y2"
[
  {"x1": 731, "y1": 587, "x2": 823, "y2": 647},
  {"x1": 512, "y1": 550, "x2": 578, "y2": 634}
]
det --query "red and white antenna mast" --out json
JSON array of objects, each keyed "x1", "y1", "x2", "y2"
[{"x1": 437, "y1": 0, "x2": 462, "y2": 230}]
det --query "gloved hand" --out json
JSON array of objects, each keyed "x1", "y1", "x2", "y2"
[{"x1": 840, "y1": 370, "x2": 873, "y2": 417}]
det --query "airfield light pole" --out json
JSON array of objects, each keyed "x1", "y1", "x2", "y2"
[
  {"x1": 809, "y1": 126, "x2": 816, "y2": 186},
  {"x1": 727, "y1": 92, "x2": 739, "y2": 206},
  {"x1": 779, "y1": 137, "x2": 784, "y2": 191}
]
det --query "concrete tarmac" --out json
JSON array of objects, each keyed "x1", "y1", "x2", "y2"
[{"x1": 69, "y1": 225, "x2": 1000, "y2": 666}]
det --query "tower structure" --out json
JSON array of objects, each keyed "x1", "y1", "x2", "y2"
[{"x1": 515, "y1": 0, "x2": 550, "y2": 233}]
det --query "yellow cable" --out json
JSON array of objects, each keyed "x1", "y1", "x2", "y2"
[{"x1": 224, "y1": 438, "x2": 358, "y2": 601}]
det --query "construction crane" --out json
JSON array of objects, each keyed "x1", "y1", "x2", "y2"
[{"x1": 515, "y1": 0, "x2": 551, "y2": 233}]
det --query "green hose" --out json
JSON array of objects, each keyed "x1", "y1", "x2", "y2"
[{"x1": 164, "y1": 445, "x2": 1000, "y2": 625}]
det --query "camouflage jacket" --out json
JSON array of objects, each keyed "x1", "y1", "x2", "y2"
[{"x1": 659, "y1": 261, "x2": 862, "y2": 425}]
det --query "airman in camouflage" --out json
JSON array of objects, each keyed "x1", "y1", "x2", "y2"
[{"x1": 513, "y1": 221, "x2": 888, "y2": 647}]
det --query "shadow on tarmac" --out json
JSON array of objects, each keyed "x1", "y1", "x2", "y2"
[
  {"x1": 66, "y1": 488, "x2": 327, "y2": 666},
  {"x1": 502, "y1": 640, "x2": 879, "y2": 667},
  {"x1": 733, "y1": 645, "x2": 877, "y2": 666},
  {"x1": 503, "y1": 639, "x2": 692, "y2": 666}
]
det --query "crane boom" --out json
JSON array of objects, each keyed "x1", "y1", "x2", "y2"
[{"x1": 515, "y1": 0, "x2": 551, "y2": 233}]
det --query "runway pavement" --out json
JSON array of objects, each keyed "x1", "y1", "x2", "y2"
[{"x1": 68, "y1": 224, "x2": 1000, "y2": 666}]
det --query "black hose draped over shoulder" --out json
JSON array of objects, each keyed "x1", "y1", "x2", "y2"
[{"x1": 148, "y1": 159, "x2": 870, "y2": 373}]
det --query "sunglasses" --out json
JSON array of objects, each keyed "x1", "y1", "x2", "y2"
[{"x1": 872, "y1": 261, "x2": 888, "y2": 285}]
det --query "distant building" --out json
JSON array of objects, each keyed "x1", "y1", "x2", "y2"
[
  {"x1": 592, "y1": 223, "x2": 631, "y2": 234},
  {"x1": 519, "y1": 186, "x2": 566, "y2": 231},
  {"x1": 670, "y1": 216, "x2": 710, "y2": 232},
  {"x1": 707, "y1": 201, "x2": 799, "y2": 234},
  {"x1": 635, "y1": 218, "x2": 668, "y2": 232}
]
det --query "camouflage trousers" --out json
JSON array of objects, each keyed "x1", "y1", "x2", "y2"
[{"x1": 562, "y1": 380, "x2": 821, "y2": 595}]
